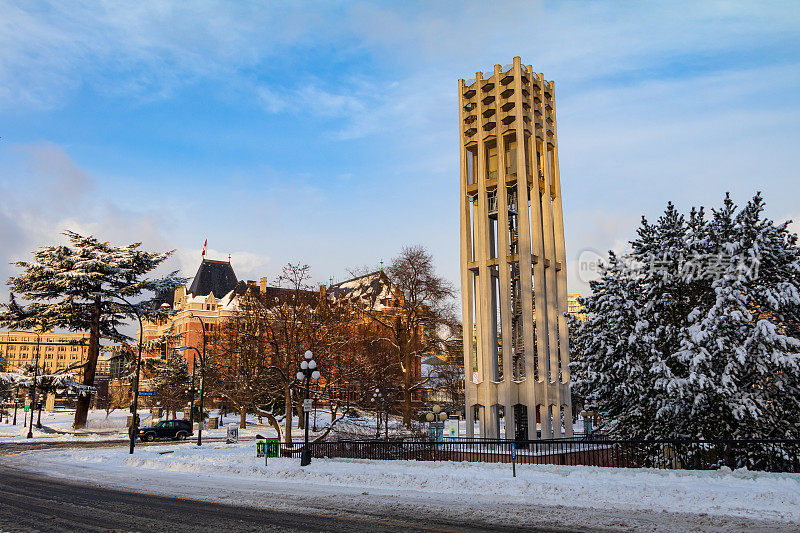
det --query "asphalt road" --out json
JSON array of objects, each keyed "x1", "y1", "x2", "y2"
[{"x1": 0, "y1": 466, "x2": 565, "y2": 533}]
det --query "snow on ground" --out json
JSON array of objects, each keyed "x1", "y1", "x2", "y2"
[
  {"x1": 0, "y1": 407, "x2": 477, "y2": 443},
  {"x1": 4, "y1": 442, "x2": 799, "y2": 531},
  {"x1": 0, "y1": 408, "x2": 309, "y2": 443},
  {"x1": 0, "y1": 408, "x2": 150, "y2": 443}
]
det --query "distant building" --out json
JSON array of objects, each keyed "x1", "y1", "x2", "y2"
[
  {"x1": 0, "y1": 330, "x2": 94, "y2": 381},
  {"x1": 143, "y1": 260, "x2": 423, "y2": 395},
  {"x1": 142, "y1": 258, "x2": 247, "y2": 372},
  {"x1": 141, "y1": 259, "x2": 422, "y2": 414},
  {"x1": 95, "y1": 353, "x2": 113, "y2": 379},
  {"x1": 567, "y1": 293, "x2": 586, "y2": 322}
]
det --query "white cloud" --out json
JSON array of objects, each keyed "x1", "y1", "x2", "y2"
[
  {"x1": 256, "y1": 82, "x2": 367, "y2": 122},
  {"x1": 0, "y1": 142, "x2": 180, "y2": 302},
  {"x1": 1, "y1": 1, "x2": 799, "y2": 321},
  {"x1": 175, "y1": 247, "x2": 271, "y2": 287},
  {"x1": 0, "y1": 1, "x2": 329, "y2": 109}
]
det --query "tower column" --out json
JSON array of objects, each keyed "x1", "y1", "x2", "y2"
[
  {"x1": 458, "y1": 78, "x2": 477, "y2": 439},
  {"x1": 548, "y1": 81, "x2": 573, "y2": 437}
]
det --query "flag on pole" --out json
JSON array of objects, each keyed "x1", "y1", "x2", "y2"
[{"x1": 202, "y1": 238, "x2": 207, "y2": 258}]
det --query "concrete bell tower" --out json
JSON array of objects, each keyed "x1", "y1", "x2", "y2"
[{"x1": 459, "y1": 57, "x2": 572, "y2": 439}]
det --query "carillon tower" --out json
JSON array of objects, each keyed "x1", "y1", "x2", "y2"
[{"x1": 459, "y1": 56, "x2": 572, "y2": 439}]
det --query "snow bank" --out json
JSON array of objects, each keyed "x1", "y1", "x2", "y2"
[{"x1": 7, "y1": 443, "x2": 800, "y2": 524}]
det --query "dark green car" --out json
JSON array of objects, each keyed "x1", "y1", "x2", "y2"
[{"x1": 137, "y1": 420, "x2": 193, "y2": 442}]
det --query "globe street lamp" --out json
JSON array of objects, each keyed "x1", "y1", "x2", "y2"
[
  {"x1": 296, "y1": 350, "x2": 320, "y2": 466},
  {"x1": 426, "y1": 405, "x2": 448, "y2": 441},
  {"x1": 371, "y1": 388, "x2": 384, "y2": 439},
  {"x1": 580, "y1": 410, "x2": 595, "y2": 437}
]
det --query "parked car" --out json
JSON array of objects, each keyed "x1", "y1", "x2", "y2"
[{"x1": 137, "y1": 420, "x2": 193, "y2": 442}]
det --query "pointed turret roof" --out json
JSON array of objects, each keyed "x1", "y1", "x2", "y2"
[{"x1": 188, "y1": 259, "x2": 238, "y2": 298}]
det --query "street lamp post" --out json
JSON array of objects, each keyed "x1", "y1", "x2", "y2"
[
  {"x1": 27, "y1": 332, "x2": 41, "y2": 439},
  {"x1": 183, "y1": 312, "x2": 207, "y2": 446},
  {"x1": 94, "y1": 291, "x2": 146, "y2": 455},
  {"x1": 13, "y1": 398, "x2": 18, "y2": 426},
  {"x1": 371, "y1": 388, "x2": 384, "y2": 439},
  {"x1": 580, "y1": 410, "x2": 595, "y2": 437},
  {"x1": 425, "y1": 405, "x2": 448, "y2": 441},
  {"x1": 188, "y1": 352, "x2": 197, "y2": 428},
  {"x1": 178, "y1": 346, "x2": 204, "y2": 445},
  {"x1": 296, "y1": 350, "x2": 320, "y2": 467}
]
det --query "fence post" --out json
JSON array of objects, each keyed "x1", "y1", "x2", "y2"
[{"x1": 511, "y1": 442, "x2": 516, "y2": 477}]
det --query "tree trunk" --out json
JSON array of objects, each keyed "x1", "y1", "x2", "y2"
[
  {"x1": 284, "y1": 383, "x2": 293, "y2": 443},
  {"x1": 239, "y1": 409, "x2": 247, "y2": 429},
  {"x1": 402, "y1": 351, "x2": 413, "y2": 427},
  {"x1": 73, "y1": 295, "x2": 101, "y2": 429},
  {"x1": 263, "y1": 413, "x2": 282, "y2": 441},
  {"x1": 296, "y1": 402, "x2": 305, "y2": 430}
]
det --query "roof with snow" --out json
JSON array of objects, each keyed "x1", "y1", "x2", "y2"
[
  {"x1": 328, "y1": 270, "x2": 394, "y2": 310},
  {"x1": 188, "y1": 259, "x2": 238, "y2": 298}
]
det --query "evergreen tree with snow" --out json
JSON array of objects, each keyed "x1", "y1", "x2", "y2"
[
  {"x1": 676, "y1": 194, "x2": 800, "y2": 442},
  {"x1": 572, "y1": 193, "x2": 800, "y2": 462},
  {"x1": 0, "y1": 231, "x2": 182, "y2": 428}
]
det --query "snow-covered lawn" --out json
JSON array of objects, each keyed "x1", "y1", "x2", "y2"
[
  {"x1": 4, "y1": 442, "x2": 799, "y2": 530},
  {"x1": 0, "y1": 408, "x2": 305, "y2": 443},
  {"x1": 0, "y1": 408, "x2": 145, "y2": 442},
  {"x1": 0, "y1": 406, "x2": 479, "y2": 443}
]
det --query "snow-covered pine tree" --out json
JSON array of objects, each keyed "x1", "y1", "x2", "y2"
[
  {"x1": 0, "y1": 231, "x2": 182, "y2": 428},
  {"x1": 676, "y1": 194, "x2": 800, "y2": 450},
  {"x1": 572, "y1": 193, "x2": 800, "y2": 453},
  {"x1": 570, "y1": 251, "x2": 650, "y2": 437},
  {"x1": 573, "y1": 204, "x2": 704, "y2": 439},
  {"x1": 0, "y1": 364, "x2": 95, "y2": 396}
]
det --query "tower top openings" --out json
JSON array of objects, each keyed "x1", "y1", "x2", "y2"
[{"x1": 458, "y1": 56, "x2": 573, "y2": 439}]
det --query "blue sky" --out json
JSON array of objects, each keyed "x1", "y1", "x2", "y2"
[{"x1": 1, "y1": 1, "x2": 799, "y2": 305}]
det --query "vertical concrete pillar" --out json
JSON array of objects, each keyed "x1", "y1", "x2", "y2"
[
  {"x1": 493, "y1": 63, "x2": 517, "y2": 435},
  {"x1": 536, "y1": 74, "x2": 561, "y2": 419},
  {"x1": 563, "y1": 403, "x2": 573, "y2": 438},
  {"x1": 551, "y1": 404, "x2": 562, "y2": 439},
  {"x1": 458, "y1": 78, "x2": 475, "y2": 440},
  {"x1": 539, "y1": 404, "x2": 552, "y2": 439}
]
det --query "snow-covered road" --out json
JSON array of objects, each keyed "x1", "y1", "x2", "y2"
[{"x1": 4, "y1": 443, "x2": 799, "y2": 531}]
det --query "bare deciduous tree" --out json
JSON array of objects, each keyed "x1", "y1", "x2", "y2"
[
  {"x1": 341, "y1": 246, "x2": 456, "y2": 426},
  {"x1": 205, "y1": 292, "x2": 274, "y2": 429},
  {"x1": 255, "y1": 263, "x2": 354, "y2": 442}
]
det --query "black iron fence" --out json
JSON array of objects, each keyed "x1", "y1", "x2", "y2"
[{"x1": 279, "y1": 438, "x2": 800, "y2": 473}]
